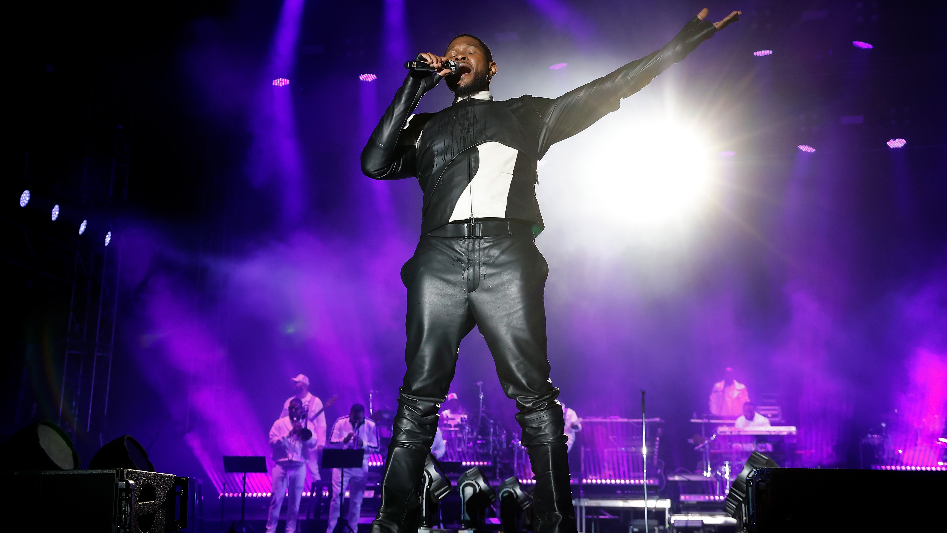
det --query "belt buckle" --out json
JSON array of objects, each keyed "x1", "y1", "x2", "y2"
[{"x1": 465, "y1": 221, "x2": 482, "y2": 238}]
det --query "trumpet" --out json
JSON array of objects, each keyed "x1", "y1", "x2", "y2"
[{"x1": 291, "y1": 415, "x2": 313, "y2": 441}]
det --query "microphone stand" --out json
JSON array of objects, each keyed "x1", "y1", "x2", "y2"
[{"x1": 641, "y1": 390, "x2": 648, "y2": 533}]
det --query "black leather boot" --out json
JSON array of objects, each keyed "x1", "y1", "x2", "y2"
[
  {"x1": 528, "y1": 442, "x2": 577, "y2": 533},
  {"x1": 371, "y1": 392, "x2": 440, "y2": 533},
  {"x1": 517, "y1": 400, "x2": 577, "y2": 533},
  {"x1": 371, "y1": 445, "x2": 428, "y2": 533}
]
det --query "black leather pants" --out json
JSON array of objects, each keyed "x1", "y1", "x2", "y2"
[{"x1": 372, "y1": 233, "x2": 576, "y2": 533}]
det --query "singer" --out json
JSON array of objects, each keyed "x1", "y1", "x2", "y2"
[{"x1": 361, "y1": 8, "x2": 740, "y2": 533}]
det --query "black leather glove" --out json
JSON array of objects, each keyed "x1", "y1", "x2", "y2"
[{"x1": 667, "y1": 15, "x2": 718, "y2": 63}]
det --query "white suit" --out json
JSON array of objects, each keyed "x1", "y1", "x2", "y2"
[{"x1": 327, "y1": 416, "x2": 379, "y2": 533}]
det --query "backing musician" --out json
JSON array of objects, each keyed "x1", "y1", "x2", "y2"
[
  {"x1": 266, "y1": 398, "x2": 319, "y2": 533},
  {"x1": 327, "y1": 404, "x2": 379, "y2": 533}
]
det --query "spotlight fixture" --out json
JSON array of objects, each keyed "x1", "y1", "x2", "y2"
[
  {"x1": 498, "y1": 476, "x2": 532, "y2": 533},
  {"x1": 549, "y1": 63, "x2": 567, "y2": 70},
  {"x1": 20, "y1": 190, "x2": 30, "y2": 207},
  {"x1": 79, "y1": 220, "x2": 88, "y2": 235},
  {"x1": 724, "y1": 451, "x2": 779, "y2": 529},
  {"x1": 457, "y1": 467, "x2": 496, "y2": 529},
  {"x1": 886, "y1": 138, "x2": 906, "y2": 148},
  {"x1": 852, "y1": 41, "x2": 873, "y2": 49},
  {"x1": 272, "y1": 78, "x2": 290, "y2": 87},
  {"x1": 359, "y1": 73, "x2": 378, "y2": 82},
  {"x1": 105, "y1": 231, "x2": 112, "y2": 246},
  {"x1": 89, "y1": 435, "x2": 156, "y2": 471},
  {"x1": 797, "y1": 144, "x2": 816, "y2": 153},
  {"x1": 51, "y1": 205, "x2": 60, "y2": 221},
  {"x1": 421, "y1": 454, "x2": 452, "y2": 528},
  {"x1": 0, "y1": 421, "x2": 79, "y2": 471},
  {"x1": 753, "y1": 50, "x2": 773, "y2": 56}
]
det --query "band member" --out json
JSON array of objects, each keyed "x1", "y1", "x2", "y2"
[
  {"x1": 734, "y1": 401, "x2": 771, "y2": 429},
  {"x1": 709, "y1": 367, "x2": 750, "y2": 418},
  {"x1": 431, "y1": 427, "x2": 447, "y2": 460},
  {"x1": 266, "y1": 398, "x2": 319, "y2": 533},
  {"x1": 562, "y1": 402, "x2": 582, "y2": 453},
  {"x1": 281, "y1": 374, "x2": 328, "y2": 480},
  {"x1": 361, "y1": 8, "x2": 740, "y2": 533},
  {"x1": 327, "y1": 404, "x2": 379, "y2": 533},
  {"x1": 439, "y1": 392, "x2": 466, "y2": 428}
]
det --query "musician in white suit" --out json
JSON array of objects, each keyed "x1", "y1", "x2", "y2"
[
  {"x1": 281, "y1": 374, "x2": 327, "y2": 480},
  {"x1": 327, "y1": 404, "x2": 379, "y2": 533},
  {"x1": 734, "y1": 402, "x2": 771, "y2": 429}
]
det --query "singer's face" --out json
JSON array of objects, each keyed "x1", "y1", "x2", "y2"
[{"x1": 444, "y1": 36, "x2": 495, "y2": 94}]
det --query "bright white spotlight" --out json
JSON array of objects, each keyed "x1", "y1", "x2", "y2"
[
  {"x1": 79, "y1": 220, "x2": 88, "y2": 235},
  {"x1": 20, "y1": 190, "x2": 30, "y2": 207},
  {"x1": 580, "y1": 122, "x2": 714, "y2": 227},
  {"x1": 105, "y1": 231, "x2": 111, "y2": 246},
  {"x1": 51, "y1": 205, "x2": 60, "y2": 221}
]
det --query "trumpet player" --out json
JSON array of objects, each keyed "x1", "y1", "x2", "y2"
[
  {"x1": 266, "y1": 397, "x2": 319, "y2": 533},
  {"x1": 281, "y1": 374, "x2": 328, "y2": 481},
  {"x1": 327, "y1": 404, "x2": 379, "y2": 533}
]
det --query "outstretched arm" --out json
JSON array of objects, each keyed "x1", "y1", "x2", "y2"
[
  {"x1": 536, "y1": 8, "x2": 740, "y2": 156},
  {"x1": 360, "y1": 60, "x2": 445, "y2": 180}
]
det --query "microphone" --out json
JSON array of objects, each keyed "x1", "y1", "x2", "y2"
[{"x1": 404, "y1": 58, "x2": 459, "y2": 74}]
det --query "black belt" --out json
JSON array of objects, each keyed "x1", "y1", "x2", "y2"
[{"x1": 427, "y1": 219, "x2": 534, "y2": 238}]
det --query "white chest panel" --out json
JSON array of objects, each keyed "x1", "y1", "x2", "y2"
[{"x1": 449, "y1": 142, "x2": 519, "y2": 221}]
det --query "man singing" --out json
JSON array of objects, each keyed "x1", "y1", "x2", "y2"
[{"x1": 361, "y1": 8, "x2": 740, "y2": 533}]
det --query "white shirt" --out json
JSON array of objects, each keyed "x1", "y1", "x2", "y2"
[
  {"x1": 734, "y1": 412, "x2": 771, "y2": 429},
  {"x1": 564, "y1": 407, "x2": 582, "y2": 452},
  {"x1": 452, "y1": 89, "x2": 493, "y2": 104},
  {"x1": 281, "y1": 392, "x2": 327, "y2": 448},
  {"x1": 329, "y1": 417, "x2": 379, "y2": 471},
  {"x1": 432, "y1": 428, "x2": 446, "y2": 459},
  {"x1": 269, "y1": 416, "x2": 318, "y2": 463}
]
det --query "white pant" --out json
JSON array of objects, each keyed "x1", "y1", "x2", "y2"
[
  {"x1": 327, "y1": 468, "x2": 367, "y2": 533},
  {"x1": 266, "y1": 461, "x2": 307, "y2": 533}
]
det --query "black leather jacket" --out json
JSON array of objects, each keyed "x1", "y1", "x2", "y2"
[{"x1": 361, "y1": 16, "x2": 717, "y2": 235}]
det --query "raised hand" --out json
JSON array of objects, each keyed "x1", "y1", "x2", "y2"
[{"x1": 697, "y1": 7, "x2": 742, "y2": 31}]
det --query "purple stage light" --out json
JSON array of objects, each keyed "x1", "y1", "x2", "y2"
[
  {"x1": 549, "y1": 63, "x2": 567, "y2": 70},
  {"x1": 797, "y1": 144, "x2": 816, "y2": 153},
  {"x1": 19, "y1": 190, "x2": 30, "y2": 207},
  {"x1": 272, "y1": 77, "x2": 290, "y2": 87},
  {"x1": 51, "y1": 205, "x2": 60, "y2": 221},
  {"x1": 852, "y1": 41, "x2": 873, "y2": 49},
  {"x1": 359, "y1": 73, "x2": 378, "y2": 82},
  {"x1": 718, "y1": 151, "x2": 736, "y2": 157},
  {"x1": 887, "y1": 138, "x2": 906, "y2": 148},
  {"x1": 105, "y1": 231, "x2": 111, "y2": 246},
  {"x1": 79, "y1": 220, "x2": 87, "y2": 235},
  {"x1": 753, "y1": 50, "x2": 773, "y2": 57}
]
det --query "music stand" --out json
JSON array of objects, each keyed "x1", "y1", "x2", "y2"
[
  {"x1": 224, "y1": 455, "x2": 268, "y2": 533},
  {"x1": 322, "y1": 449, "x2": 365, "y2": 533}
]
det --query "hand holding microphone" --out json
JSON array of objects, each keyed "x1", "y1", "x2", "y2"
[{"x1": 405, "y1": 53, "x2": 458, "y2": 76}]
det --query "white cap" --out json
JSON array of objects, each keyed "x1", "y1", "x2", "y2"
[{"x1": 292, "y1": 374, "x2": 310, "y2": 386}]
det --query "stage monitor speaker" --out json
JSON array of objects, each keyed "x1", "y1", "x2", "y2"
[
  {"x1": 744, "y1": 468, "x2": 946, "y2": 532},
  {"x1": 0, "y1": 469, "x2": 189, "y2": 532},
  {"x1": 91, "y1": 434, "x2": 156, "y2": 471},
  {"x1": 0, "y1": 420, "x2": 79, "y2": 471}
]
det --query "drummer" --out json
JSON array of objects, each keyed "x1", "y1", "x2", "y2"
[{"x1": 440, "y1": 392, "x2": 467, "y2": 428}]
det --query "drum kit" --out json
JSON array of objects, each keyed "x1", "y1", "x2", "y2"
[{"x1": 439, "y1": 412, "x2": 509, "y2": 462}]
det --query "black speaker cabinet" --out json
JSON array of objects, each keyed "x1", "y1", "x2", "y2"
[
  {"x1": 0, "y1": 469, "x2": 188, "y2": 532},
  {"x1": 745, "y1": 468, "x2": 946, "y2": 532}
]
